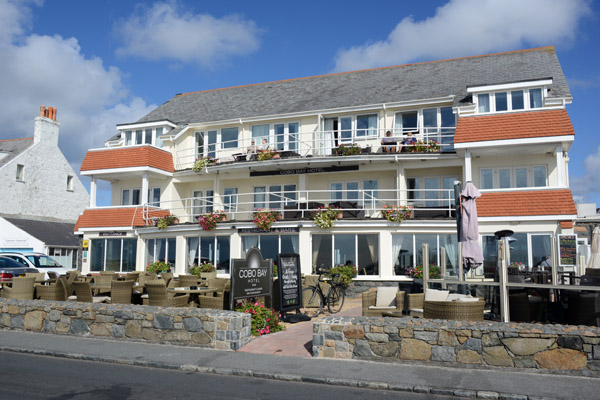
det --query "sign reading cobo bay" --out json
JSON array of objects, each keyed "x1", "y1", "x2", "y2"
[{"x1": 231, "y1": 247, "x2": 272, "y2": 309}]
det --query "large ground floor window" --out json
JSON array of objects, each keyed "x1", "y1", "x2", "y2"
[
  {"x1": 91, "y1": 238, "x2": 136, "y2": 272},
  {"x1": 312, "y1": 234, "x2": 379, "y2": 276},
  {"x1": 392, "y1": 233, "x2": 458, "y2": 277},
  {"x1": 241, "y1": 234, "x2": 299, "y2": 264},
  {"x1": 187, "y1": 236, "x2": 230, "y2": 274},
  {"x1": 480, "y1": 232, "x2": 552, "y2": 278},
  {"x1": 146, "y1": 238, "x2": 176, "y2": 267}
]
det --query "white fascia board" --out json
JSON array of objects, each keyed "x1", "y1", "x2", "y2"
[
  {"x1": 81, "y1": 166, "x2": 172, "y2": 177},
  {"x1": 181, "y1": 96, "x2": 456, "y2": 131},
  {"x1": 172, "y1": 125, "x2": 191, "y2": 141},
  {"x1": 86, "y1": 144, "x2": 169, "y2": 153},
  {"x1": 479, "y1": 186, "x2": 565, "y2": 194},
  {"x1": 454, "y1": 135, "x2": 574, "y2": 149},
  {"x1": 77, "y1": 227, "x2": 136, "y2": 233},
  {"x1": 467, "y1": 79, "x2": 553, "y2": 93},
  {"x1": 479, "y1": 215, "x2": 577, "y2": 222},
  {"x1": 116, "y1": 120, "x2": 177, "y2": 130}
]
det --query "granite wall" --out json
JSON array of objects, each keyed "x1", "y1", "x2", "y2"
[
  {"x1": 0, "y1": 299, "x2": 251, "y2": 350},
  {"x1": 314, "y1": 316, "x2": 600, "y2": 376}
]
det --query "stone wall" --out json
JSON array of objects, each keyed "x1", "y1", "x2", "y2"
[
  {"x1": 0, "y1": 299, "x2": 252, "y2": 350},
  {"x1": 313, "y1": 316, "x2": 600, "y2": 375}
]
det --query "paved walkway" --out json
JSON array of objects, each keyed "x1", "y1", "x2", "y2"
[{"x1": 239, "y1": 299, "x2": 361, "y2": 357}]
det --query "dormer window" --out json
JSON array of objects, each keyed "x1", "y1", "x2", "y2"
[
  {"x1": 468, "y1": 79, "x2": 551, "y2": 115},
  {"x1": 122, "y1": 126, "x2": 168, "y2": 147}
]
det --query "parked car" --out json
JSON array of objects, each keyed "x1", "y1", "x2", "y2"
[
  {"x1": 1, "y1": 252, "x2": 70, "y2": 279},
  {"x1": 0, "y1": 256, "x2": 39, "y2": 282}
]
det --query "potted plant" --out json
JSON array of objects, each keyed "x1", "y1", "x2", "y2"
[
  {"x1": 156, "y1": 215, "x2": 178, "y2": 229},
  {"x1": 312, "y1": 205, "x2": 342, "y2": 229},
  {"x1": 258, "y1": 149, "x2": 277, "y2": 161},
  {"x1": 325, "y1": 264, "x2": 357, "y2": 287},
  {"x1": 253, "y1": 209, "x2": 281, "y2": 231},
  {"x1": 382, "y1": 204, "x2": 412, "y2": 223},
  {"x1": 192, "y1": 157, "x2": 215, "y2": 172},
  {"x1": 190, "y1": 261, "x2": 216, "y2": 278},
  {"x1": 198, "y1": 210, "x2": 226, "y2": 231},
  {"x1": 335, "y1": 143, "x2": 361, "y2": 156},
  {"x1": 412, "y1": 139, "x2": 440, "y2": 153},
  {"x1": 146, "y1": 260, "x2": 171, "y2": 275},
  {"x1": 407, "y1": 264, "x2": 441, "y2": 280}
]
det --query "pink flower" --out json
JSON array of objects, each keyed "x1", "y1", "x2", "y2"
[
  {"x1": 254, "y1": 302, "x2": 258, "y2": 306},
  {"x1": 260, "y1": 304, "x2": 263, "y2": 308},
  {"x1": 265, "y1": 327, "x2": 270, "y2": 333},
  {"x1": 260, "y1": 329, "x2": 265, "y2": 334},
  {"x1": 245, "y1": 310, "x2": 249, "y2": 313},
  {"x1": 266, "y1": 318, "x2": 270, "y2": 322}
]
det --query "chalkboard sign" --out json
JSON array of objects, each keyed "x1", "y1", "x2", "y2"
[
  {"x1": 277, "y1": 253, "x2": 302, "y2": 312},
  {"x1": 558, "y1": 234, "x2": 577, "y2": 267},
  {"x1": 230, "y1": 247, "x2": 272, "y2": 309}
]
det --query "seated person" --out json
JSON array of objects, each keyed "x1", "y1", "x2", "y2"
[
  {"x1": 259, "y1": 138, "x2": 270, "y2": 151},
  {"x1": 246, "y1": 140, "x2": 257, "y2": 160},
  {"x1": 401, "y1": 131, "x2": 417, "y2": 151},
  {"x1": 381, "y1": 131, "x2": 397, "y2": 152}
]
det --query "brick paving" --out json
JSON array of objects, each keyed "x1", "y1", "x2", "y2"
[{"x1": 238, "y1": 298, "x2": 361, "y2": 357}]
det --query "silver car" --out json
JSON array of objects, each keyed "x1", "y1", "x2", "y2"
[
  {"x1": 0, "y1": 256, "x2": 39, "y2": 283},
  {"x1": 1, "y1": 252, "x2": 70, "y2": 279}
]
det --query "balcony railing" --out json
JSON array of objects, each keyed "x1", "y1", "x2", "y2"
[
  {"x1": 174, "y1": 127, "x2": 456, "y2": 171},
  {"x1": 142, "y1": 188, "x2": 456, "y2": 226}
]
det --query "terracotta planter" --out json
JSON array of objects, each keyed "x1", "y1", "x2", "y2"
[
  {"x1": 220, "y1": 215, "x2": 227, "y2": 222},
  {"x1": 336, "y1": 212, "x2": 344, "y2": 219}
]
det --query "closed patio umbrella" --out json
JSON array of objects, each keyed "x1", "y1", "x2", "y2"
[
  {"x1": 460, "y1": 182, "x2": 484, "y2": 270},
  {"x1": 587, "y1": 226, "x2": 600, "y2": 269}
]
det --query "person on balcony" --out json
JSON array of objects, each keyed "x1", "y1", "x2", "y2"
[
  {"x1": 381, "y1": 131, "x2": 397, "y2": 153},
  {"x1": 401, "y1": 131, "x2": 417, "y2": 151},
  {"x1": 259, "y1": 138, "x2": 270, "y2": 151},
  {"x1": 246, "y1": 140, "x2": 258, "y2": 161}
]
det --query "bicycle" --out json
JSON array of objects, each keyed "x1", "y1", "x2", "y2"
[{"x1": 301, "y1": 268, "x2": 346, "y2": 317}]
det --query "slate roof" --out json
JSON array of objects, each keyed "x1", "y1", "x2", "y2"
[
  {"x1": 4, "y1": 217, "x2": 79, "y2": 247},
  {"x1": 455, "y1": 109, "x2": 574, "y2": 143},
  {"x1": 0, "y1": 138, "x2": 34, "y2": 168},
  {"x1": 80, "y1": 146, "x2": 174, "y2": 173},
  {"x1": 74, "y1": 207, "x2": 171, "y2": 230},
  {"x1": 477, "y1": 189, "x2": 577, "y2": 217},
  {"x1": 134, "y1": 47, "x2": 570, "y2": 126}
]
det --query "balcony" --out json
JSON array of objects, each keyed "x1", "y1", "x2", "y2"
[
  {"x1": 174, "y1": 127, "x2": 456, "y2": 171},
  {"x1": 141, "y1": 188, "x2": 456, "y2": 227}
]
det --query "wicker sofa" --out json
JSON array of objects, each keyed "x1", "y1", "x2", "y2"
[{"x1": 408, "y1": 291, "x2": 485, "y2": 321}]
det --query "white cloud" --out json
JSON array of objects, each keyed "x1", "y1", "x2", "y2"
[
  {"x1": 114, "y1": 1, "x2": 261, "y2": 67},
  {"x1": 333, "y1": 0, "x2": 591, "y2": 72},
  {"x1": 571, "y1": 145, "x2": 600, "y2": 203},
  {"x1": 0, "y1": 0, "x2": 155, "y2": 172}
]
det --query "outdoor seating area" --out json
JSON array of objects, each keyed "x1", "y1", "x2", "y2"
[{"x1": 0, "y1": 271, "x2": 233, "y2": 311}]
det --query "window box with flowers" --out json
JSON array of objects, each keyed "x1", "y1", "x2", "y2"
[
  {"x1": 257, "y1": 149, "x2": 280, "y2": 161},
  {"x1": 312, "y1": 205, "x2": 342, "y2": 229},
  {"x1": 325, "y1": 264, "x2": 357, "y2": 287},
  {"x1": 156, "y1": 215, "x2": 178, "y2": 230},
  {"x1": 382, "y1": 204, "x2": 412, "y2": 223},
  {"x1": 253, "y1": 209, "x2": 281, "y2": 231},
  {"x1": 406, "y1": 140, "x2": 441, "y2": 153},
  {"x1": 198, "y1": 210, "x2": 226, "y2": 231},
  {"x1": 335, "y1": 143, "x2": 361, "y2": 156},
  {"x1": 192, "y1": 157, "x2": 216, "y2": 172},
  {"x1": 190, "y1": 261, "x2": 216, "y2": 278},
  {"x1": 235, "y1": 300, "x2": 285, "y2": 336}
]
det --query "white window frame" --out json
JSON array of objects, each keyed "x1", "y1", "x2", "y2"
[
  {"x1": 479, "y1": 165, "x2": 547, "y2": 189},
  {"x1": 122, "y1": 188, "x2": 141, "y2": 206},
  {"x1": 123, "y1": 126, "x2": 168, "y2": 147},
  {"x1": 253, "y1": 184, "x2": 297, "y2": 210},
  {"x1": 393, "y1": 106, "x2": 455, "y2": 143},
  {"x1": 224, "y1": 187, "x2": 238, "y2": 212},
  {"x1": 313, "y1": 233, "x2": 381, "y2": 278},
  {"x1": 474, "y1": 87, "x2": 548, "y2": 115},
  {"x1": 329, "y1": 180, "x2": 379, "y2": 206},
  {"x1": 327, "y1": 114, "x2": 379, "y2": 144},
  {"x1": 406, "y1": 176, "x2": 458, "y2": 207},
  {"x1": 192, "y1": 189, "x2": 214, "y2": 215},
  {"x1": 146, "y1": 238, "x2": 176, "y2": 266}
]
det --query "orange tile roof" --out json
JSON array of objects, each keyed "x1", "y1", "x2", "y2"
[
  {"x1": 477, "y1": 189, "x2": 577, "y2": 217},
  {"x1": 560, "y1": 221, "x2": 573, "y2": 229},
  {"x1": 80, "y1": 146, "x2": 174, "y2": 173},
  {"x1": 74, "y1": 207, "x2": 171, "y2": 230},
  {"x1": 455, "y1": 109, "x2": 574, "y2": 144}
]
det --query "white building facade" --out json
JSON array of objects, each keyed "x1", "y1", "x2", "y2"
[{"x1": 75, "y1": 47, "x2": 577, "y2": 293}]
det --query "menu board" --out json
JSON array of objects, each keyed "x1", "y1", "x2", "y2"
[
  {"x1": 277, "y1": 253, "x2": 302, "y2": 312},
  {"x1": 558, "y1": 234, "x2": 577, "y2": 267}
]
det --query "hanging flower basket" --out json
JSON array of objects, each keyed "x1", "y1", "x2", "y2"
[
  {"x1": 382, "y1": 204, "x2": 412, "y2": 223},
  {"x1": 253, "y1": 209, "x2": 281, "y2": 231},
  {"x1": 312, "y1": 205, "x2": 342, "y2": 229},
  {"x1": 198, "y1": 211, "x2": 226, "y2": 231}
]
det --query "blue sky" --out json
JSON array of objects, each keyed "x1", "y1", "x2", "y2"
[{"x1": 1, "y1": 0, "x2": 599, "y2": 206}]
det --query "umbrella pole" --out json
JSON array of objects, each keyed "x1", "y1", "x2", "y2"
[
  {"x1": 498, "y1": 239, "x2": 510, "y2": 322},
  {"x1": 423, "y1": 243, "x2": 429, "y2": 295}
]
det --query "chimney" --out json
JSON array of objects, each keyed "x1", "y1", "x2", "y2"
[{"x1": 34, "y1": 105, "x2": 60, "y2": 145}]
